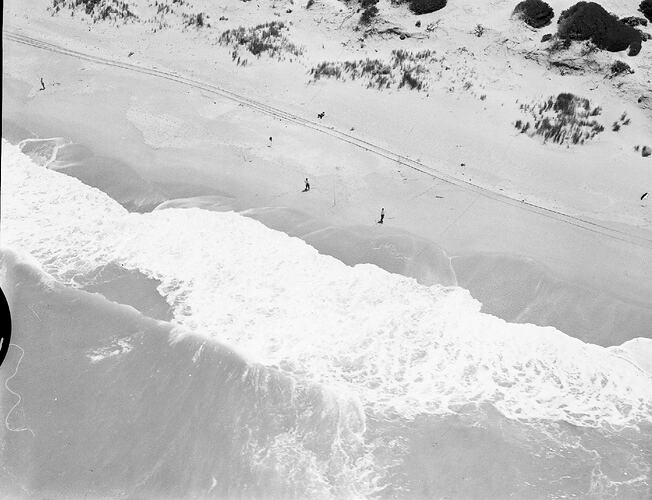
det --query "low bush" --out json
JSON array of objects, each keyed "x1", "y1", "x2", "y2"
[
  {"x1": 557, "y1": 2, "x2": 644, "y2": 56},
  {"x1": 310, "y1": 50, "x2": 437, "y2": 91},
  {"x1": 512, "y1": 0, "x2": 554, "y2": 28},
  {"x1": 620, "y1": 16, "x2": 648, "y2": 27},
  {"x1": 514, "y1": 93, "x2": 605, "y2": 145},
  {"x1": 408, "y1": 0, "x2": 446, "y2": 16},
  {"x1": 359, "y1": 0, "x2": 380, "y2": 25},
  {"x1": 640, "y1": 1, "x2": 652, "y2": 23},
  {"x1": 219, "y1": 22, "x2": 303, "y2": 61},
  {"x1": 50, "y1": 0, "x2": 138, "y2": 23},
  {"x1": 182, "y1": 11, "x2": 209, "y2": 28},
  {"x1": 610, "y1": 60, "x2": 633, "y2": 76},
  {"x1": 473, "y1": 24, "x2": 485, "y2": 37}
]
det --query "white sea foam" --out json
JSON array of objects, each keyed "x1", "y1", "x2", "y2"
[{"x1": 2, "y1": 139, "x2": 651, "y2": 427}]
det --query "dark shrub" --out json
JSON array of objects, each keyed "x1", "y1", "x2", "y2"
[
  {"x1": 620, "y1": 16, "x2": 648, "y2": 27},
  {"x1": 640, "y1": 1, "x2": 652, "y2": 22},
  {"x1": 513, "y1": 0, "x2": 554, "y2": 28},
  {"x1": 610, "y1": 60, "x2": 633, "y2": 75},
  {"x1": 360, "y1": 5, "x2": 379, "y2": 24},
  {"x1": 515, "y1": 93, "x2": 605, "y2": 145},
  {"x1": 409, "y1": 0, "x2": 446, "y2": 15},
  {"x1": 557, "y1": 2, "x2": 644, "y2": 56},
  {"x1": 541, "y1": 33, "x2": 553, "y2": 41}
]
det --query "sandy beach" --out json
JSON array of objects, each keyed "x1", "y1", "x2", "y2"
[
  {"x1": 3, "y1": 9, "x2": 652, "y2": 343},
  {"x1": 2, "y1": 0, "x2": 652, "y2": 497}
]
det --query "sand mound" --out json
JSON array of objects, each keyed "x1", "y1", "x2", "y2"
[
  {"x1": 408, "y1": 0, "x2": 447, "y2": 15},
  {"x1": 512, "y1": 0, "x2": 555, "y2": 28},
  {"x1": 557, "y1": 2, "x2": 644, "y2": 56}
]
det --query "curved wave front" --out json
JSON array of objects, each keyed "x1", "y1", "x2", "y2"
[{"x1": 2, "y1": 139, "x2": 652, "y2": 430}]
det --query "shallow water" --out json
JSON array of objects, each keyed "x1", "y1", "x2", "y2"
[{"x1": 2, "y1": 251, "x2": 651, "y2": 499}]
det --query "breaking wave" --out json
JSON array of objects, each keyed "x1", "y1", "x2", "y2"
[{"x1": 2, "y1": 139, "x2": 652, "y2": 430}]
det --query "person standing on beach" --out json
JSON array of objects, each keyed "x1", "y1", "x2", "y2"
[
  {"x1": 304, "y1": 178, "x2": 310, "y2": 192},
  {"x1": 378, "y1": 208, "x2": 385, "y2": 224},
  {"x1": 268, "y1": 136, "x2": 273, "y2": 147},
  {"x1": 39, "y1": 77, "x2": 45, "y2": 91}
]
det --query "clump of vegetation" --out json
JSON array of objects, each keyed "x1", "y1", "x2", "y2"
[
  {"x1": 557, "y1": 2, "x2": 644, "y2": 56},
  {"x1": 310, "y1": 50, "x2": 439, "y2": 91},
  {"x1": 611, "y1": 112, "x2": 631, "y2": 131},
  {"x1": 359, "y1": 0, "x2": 379, "y2": 25},
  {"x1": 408, "y1": 0, "x2": 447, "y2": 15},
  {"x1": 610, "y1": 60, "x2": 633, "y2": 76},
  {"x1": 49, "y1": 0, "x2": 138, "y2": 23},
  {"x1": 473, "y1": 24, "x2": 485, "y2": 37},
  {"x1": 620, "y1": 16, "x2": 648, "y2": 27},
  {"x1": 514, "y1": 93, "x2": 605, "y2": 145},
  {"x1": 640, "y1": 1, "x2": 652, "y2": 23},
  {"x1": 512, "y1": 0, "x2": 554, "y2": 28},
  {"x1": 219, "y1": 22, "x2": 303, "y2": 63},
  {"x1": 182, "y1": 11, "x2": 209, "y2": 28}
]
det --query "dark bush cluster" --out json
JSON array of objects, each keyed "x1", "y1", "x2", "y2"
[
  {"x1": 408, "y1": 0, "x2": 446, "y2": 16},
  {"x1": 182, "y1": 11, "x2": 209, "y2": 28},
  {"x1": 640, "y1": 1, "x2": 652, "y2": 23},
  {"x1": 310, "y1": 50, "x2": 437, "y2": 91},
  {"x1": 611, "y1": 112, "x2": 630, "y2": 131},
  {"x1": 610, "y1": 60, "x2": 633, "y2": 76},
  {"x1": 50, "y1": 0, "x2": 138, "y2": 22},
  {"x1": 620, "y1": 16, "x2": 648, "y2": 27},
  {"x1": 359, "y1": 0, "x2": 379, "y2": 25},
  {"x1": 514, "y1": 93, "x2": 605, "y2": 145},
  {"x1": 512, "y1": 0, "x2": 554, "y2": 28},
  {"x1": 219, "y1": 22, "x2": 303, "y2": 62},
  {"x1": 557, "y1": 2, "x2": 644, "y2": 56}
]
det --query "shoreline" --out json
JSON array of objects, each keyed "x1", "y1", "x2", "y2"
[
  {"x1": 2, "y1": 18, "x2": 652, "y2": 345},
  {"x1": 4, "y1": 127, "x2": 651, "y2": 346}
]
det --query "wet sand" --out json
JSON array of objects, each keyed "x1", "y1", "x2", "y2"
[{"x1": 4, "y1": 127, "x2": 652, "y2": 345}]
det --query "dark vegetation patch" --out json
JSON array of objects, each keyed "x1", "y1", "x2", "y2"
[
  {"x1": 514, "y1": 93, "x2": 605, "y2": 145},
  {"x1": 310, "y1": 50, "x2": 440, "y2": 91},
  {"x1": 408, "y1": 0, "x2": 447, "y2": 16},
  {"x1": 635, "y1": 144, "x2": 652, "y2": 157},
  {"x1": 611, "y1": 112, "x2": 631, "y2": 132},
  {"x1": 49, "y1": 0, "x2": 138, "y2": 22},
  {"x1": 472, "y1": 24, "x2": 486, "y2": 37},
  {"x1": 640, "y1": 1, "x2": 652, "y2": 23},
  {"x1": 359, "y1": 0, "x2": 379, "y2": 25},
  {"x1": 620, "y1": 16, "x2": 648, "y2": 27},
  {"x1": 512, "y1": 0, "x2": 554, "y2": 29},
  {"x1": 557, "y1": 2, "x2": 645, "y2": 56},
  {"x1": 182, "y1": 11, "x2": 209, "y2": 28},
  {"x1": 610, "y1": 60, "x2": 634, "y2": 76},
  {"x1": 219, "y1": 22, "x2": 303, "y2": 65}
]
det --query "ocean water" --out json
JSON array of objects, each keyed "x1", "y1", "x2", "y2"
[{"x1": 1, "y1": 139, "x2": 652, "y2": 498}]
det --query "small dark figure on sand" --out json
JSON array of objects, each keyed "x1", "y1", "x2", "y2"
[
  {"x1": 317, "y1": 112, "x2": 325, "y2": 119},
  {"x1": 303, "y1": 178, "x2": 310, "y2": 192},
  {"x1": 268, "y1": 136, "x2": 273, "y2": 147},
  {"x1": 39, "y1": 77, "x2": 45, "y2": 91},
  {"x1": 378, "y1": 208, "x2": 385, "y2": 224}
]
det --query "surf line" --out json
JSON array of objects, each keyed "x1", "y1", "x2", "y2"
[{"x1": 4, "y1": 343, "x2": 36, "y2": 438}]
